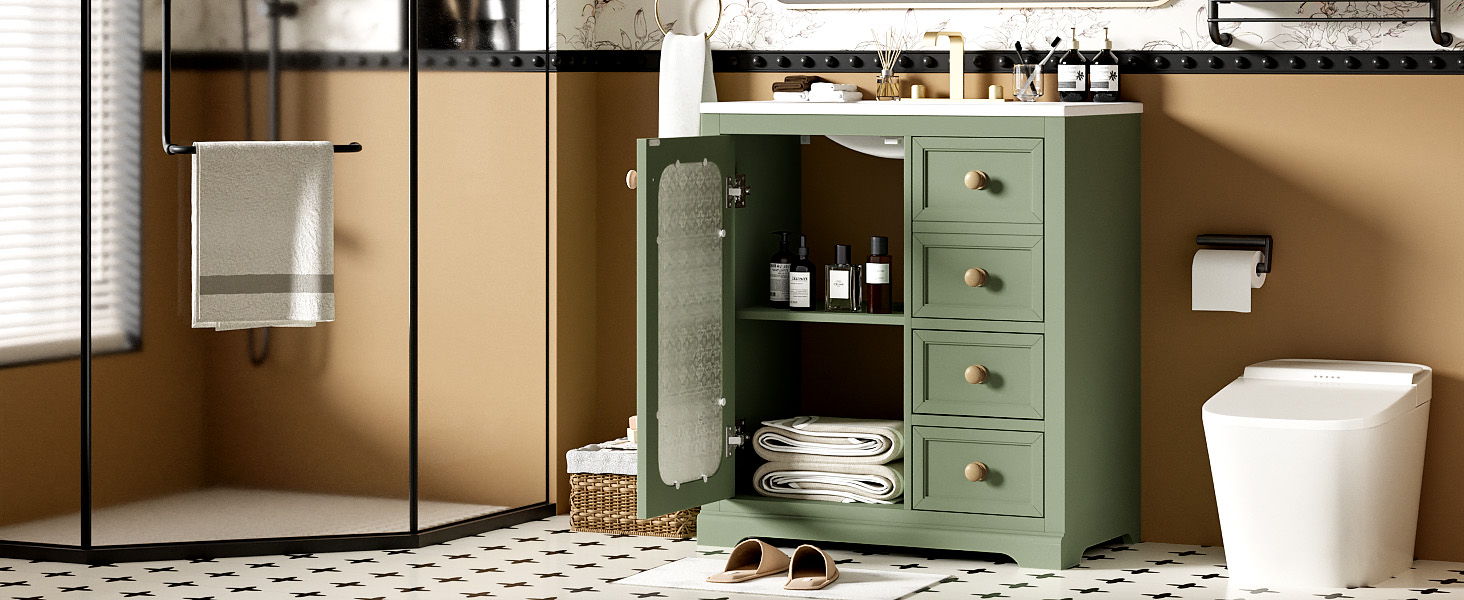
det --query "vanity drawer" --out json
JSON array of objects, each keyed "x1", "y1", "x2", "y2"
[
  {"x1": 911, "y1": 137, "x2": 1044, "y2": 224},
  {"x1": 912, "y1": 426, "x2": 1044, "y2": 517},
  {"x1": 913, "y1": 330, "x2": 1043, "y2": 419},
  {"x1": 912, "y1": 233, "x2": 1043, "y2": 321}
]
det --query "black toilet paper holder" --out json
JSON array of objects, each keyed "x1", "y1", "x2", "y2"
[{"x1": 1197, "y1": 234, "x2": 1272, "y2": 274}]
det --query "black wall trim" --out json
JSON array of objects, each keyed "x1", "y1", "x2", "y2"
[{"x1": 148, "y1": 49, "x2": 1464, "y2": 74}]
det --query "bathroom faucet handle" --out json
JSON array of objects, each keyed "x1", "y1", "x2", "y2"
[
  {"x1": 923, "y1": 30, "x2": 965, "y2": 44},
  {"x1": 963, "y1": 461, "x2": 989, "y2": 482},
  {"x1": 963, "y1": 267, "x2": 989, "y2": 287},
  {"x1": 964, "y1": 364, "x2": 990, "y2": 385},
  {"x1": 963, "y1": 170, "x2": 989, "y2": 190}
]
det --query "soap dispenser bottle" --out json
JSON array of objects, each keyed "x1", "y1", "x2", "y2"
[
  {"x1": 1057, "y1": 28, "x2": 1089, "y2": 102},
  {"x1": 769, "y1": 231, "x2": 794, "y2": 308},
  {"x1": 1090, "y1": 28, "x2": 1120, "y2": 102},
  {"x1": 789, "y1": 235, "x2": 816, "y2": 312}
]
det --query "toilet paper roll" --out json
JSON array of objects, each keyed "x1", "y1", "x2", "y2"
[{"x1": 1192, "y1": 249, "x2": 1266, "y2": 313}]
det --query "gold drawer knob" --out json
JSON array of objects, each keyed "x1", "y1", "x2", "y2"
[
  {"x1": 964, "y1": 461, "x2": 989, "y2": 482},
  {"x1": 963, "y1": 170, "x2": 989, "y2": 190},
  {"x1": 963, "y1": 267, "x2": 989, "y2": 287},
  {"x1": 964, "y1": 364, "x2": 989, "y2": 384},
  {"x1": 625, "y1": 169, "x2": 639, "y2": 190}
]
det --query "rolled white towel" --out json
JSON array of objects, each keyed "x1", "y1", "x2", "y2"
[
  {"x1": 753, "y1": 416, "x2": 903, "y2": 464},
  {"x1": 753, "y1": 461, "x2": 903, "y2": 504}
]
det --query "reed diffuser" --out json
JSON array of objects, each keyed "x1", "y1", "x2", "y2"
[{"x1": 872, "y1": 29, "x2": 907, "y2": 101}]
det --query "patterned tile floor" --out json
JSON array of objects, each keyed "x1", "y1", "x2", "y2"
[{"x1": 0, "y1": 515, "x2": 1460, "y2": 599}]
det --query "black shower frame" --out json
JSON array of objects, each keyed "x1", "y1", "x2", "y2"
[{"x1": 1, "y1": 0, "x2": 554, "y2": 564}]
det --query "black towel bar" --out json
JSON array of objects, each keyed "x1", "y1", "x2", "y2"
[
  {"x1": 160, "y1": 0, "x2": 362, "y2": 155},
  {"x1": 1208, "y1": 0, "x2": 1454, "y2": 48}
]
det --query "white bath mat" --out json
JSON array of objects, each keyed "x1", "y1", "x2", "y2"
[{"x1": 616, "y1": 556, "x2": 948, "y2": 599}]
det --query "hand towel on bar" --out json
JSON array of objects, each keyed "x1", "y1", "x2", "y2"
[
  {"x1": 753, "y1": 416, "x2": 904, "y2": 465},
  {"x1": 191, "y1": 141, "x2": 334, "y2": 330},
  {"x1": 658, "y1": 32, "x2": 716, "y2": 138},
  {"x1": 753, "y1": 461, "x2": 904, "y2": 504}
]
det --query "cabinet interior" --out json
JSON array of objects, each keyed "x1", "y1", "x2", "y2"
[{"x1": 728, "y1": 135, "x2": 908, "y2": 506}]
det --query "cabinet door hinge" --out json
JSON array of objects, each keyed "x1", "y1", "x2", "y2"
[
  {"x1": 726, "y1": 173, "x2": 749, "y2": 209},
  {"x1": 725, "y1": 419, "x2": 748, "y2": 457}
]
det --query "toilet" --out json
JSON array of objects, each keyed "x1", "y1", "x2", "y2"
[{"x1": 1202, "y1": 359, "x2": 1432, "y2": 589}]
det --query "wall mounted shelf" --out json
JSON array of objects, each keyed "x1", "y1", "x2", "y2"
[{"x1": 1207, "y1": 0, "x2": 1455, "y2": 48}]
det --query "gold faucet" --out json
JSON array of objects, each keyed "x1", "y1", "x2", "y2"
[{"x1": 923, "y1": 31, "x2": 965, "y2": 100}]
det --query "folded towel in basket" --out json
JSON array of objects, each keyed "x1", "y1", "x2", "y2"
[
  {"x1": 753, "y1": 416, "x2": 903, "y2": 464},
  {"x1": 753, "y1": 461, "x2": 903, "y2": 504}
]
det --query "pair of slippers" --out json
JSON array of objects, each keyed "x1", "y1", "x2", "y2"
[{"x1": 706, "y1": 539, "x2": 841, "y2": 591}]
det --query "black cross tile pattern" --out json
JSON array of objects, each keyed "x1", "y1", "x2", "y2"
[{"x1": 0, "y1": 517, "x2": 1459, "y2": 599}]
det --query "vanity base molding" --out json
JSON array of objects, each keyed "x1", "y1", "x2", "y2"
[{"x1": 698, "y1": 499, "x2": 1137, "y2": 570}]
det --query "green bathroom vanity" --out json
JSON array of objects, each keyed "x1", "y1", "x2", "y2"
[{"x1": 634, "y1": 101, "x2": 1142, "y2": 569}]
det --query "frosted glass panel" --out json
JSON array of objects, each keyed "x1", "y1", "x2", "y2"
[{"x1": 655, "y1": 161, "x2": 724, "y2": 486}]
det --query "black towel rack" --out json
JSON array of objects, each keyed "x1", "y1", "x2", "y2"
[
  {"x1": 1208, "y1": 0, "x2": 1454, "y2": 48},
  {"x1": 160, "y1": 0, "x2": 362, "y2": 155}
]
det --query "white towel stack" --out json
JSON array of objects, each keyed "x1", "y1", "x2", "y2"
[
  {"x1": 751, "y1": 416, "x2": 904, "y2": 504},
  {"x1": 773, "y1": 83, "x2": 863, "y2": 103}
]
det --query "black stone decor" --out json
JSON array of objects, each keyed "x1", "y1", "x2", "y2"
[{"x1": 150, "y1": 49, "x2": 1464, "y2": 75}]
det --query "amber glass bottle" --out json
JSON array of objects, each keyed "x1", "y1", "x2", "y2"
[{"x1": 864, "y1": 236, "x2": 892, "y2": 314}]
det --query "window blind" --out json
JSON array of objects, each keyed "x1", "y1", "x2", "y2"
[{"x1": 0, "y1": 0, "x2": 140, "y2": 365}]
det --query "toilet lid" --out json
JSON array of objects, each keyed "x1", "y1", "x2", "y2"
[{"x1": 1202, "y1": 360, "x2": 1431, "y2": 430}]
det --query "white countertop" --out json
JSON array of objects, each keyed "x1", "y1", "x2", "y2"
[{"x1": 701, "y1": 100, "x2": 1144, "y2": 117}]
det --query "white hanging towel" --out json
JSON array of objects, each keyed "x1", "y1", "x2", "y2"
[
  {"x1": 191, "y1": 141, "x2": 335, "y2": 331},
  {"x1": 658, "y1": 32, "x2": 717, "y2": 138}
]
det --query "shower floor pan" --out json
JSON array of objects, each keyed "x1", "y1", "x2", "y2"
[{"x1": 0, "y1": 487, "x2": 507, "y2": 546}]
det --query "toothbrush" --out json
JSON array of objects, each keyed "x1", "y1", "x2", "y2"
[
  {"x1": 1034, "y1": 36, "x2": 1063, "y2": 68},
  {"x1": 1020, "y1": 36, "x2": 1063, "y2": 95}
]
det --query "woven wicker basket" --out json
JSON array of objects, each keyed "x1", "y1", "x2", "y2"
[{"x1": 569, "y1": 473, "x2": 699, "y2": 538}]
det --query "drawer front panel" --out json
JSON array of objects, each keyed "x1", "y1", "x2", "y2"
[
  {"x1": 912, "y1": 426, "x2": 1044, "y2": 517},
  {"x1": 912, "y1": 137, "x2": 1044, "y2": 224},
  {"x1": 913, "y1": 330, "x2": 1044, "y2": 419},
  {"x1": 913, "y1": 233, "x2": 1043, "y2": 321}
]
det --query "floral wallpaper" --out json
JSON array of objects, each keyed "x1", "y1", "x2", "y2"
[
  {"x1": 139, "y1": 0, "x2": 1463, "y2": 53},
  {"x1": 556, "y1": 0, "x2": 1464, "y2": 51}
]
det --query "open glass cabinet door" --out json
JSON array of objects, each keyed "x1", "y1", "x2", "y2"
[{"x1": 636, "y1": 136, "x2": 738, "y2": 518}]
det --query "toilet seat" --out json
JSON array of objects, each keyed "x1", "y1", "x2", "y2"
[{"x1": 1202, "y1": 359, "x2": 1430, "y2": 431}]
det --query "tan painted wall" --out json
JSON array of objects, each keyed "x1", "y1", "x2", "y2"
[
  {"x1": 559, "y1": 70, "x2": 1464, "y2": 561},
  {"x1": 198, "y1": 70, "x2": 551, "y2": 510}
]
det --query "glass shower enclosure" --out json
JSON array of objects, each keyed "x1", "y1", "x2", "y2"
[{"x1": 0, "y1": 0, "x2": 550, "y2": 562}]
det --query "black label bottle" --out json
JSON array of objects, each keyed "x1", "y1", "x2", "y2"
[
  {"x1": 1091, "y1": 28, "x2": 1120, "y2": 103},
  {"x1": 824, "y1": 244, "x2": 861, "y2": 312},
  {"x1": 789, "y1": 235, "x2": 816, "y2": 312},
  {"x1": 768, "y1": 231, "x2": 794, "y2": 308},
  {"x1": 864, "y1": 236, "x2": 892, "y2": 314},
  {"x1": 1058, "y1": 28, "x2": 1088, "y2": 102}
]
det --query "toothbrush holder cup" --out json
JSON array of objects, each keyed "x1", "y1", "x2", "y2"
[{"x1": 1012, "y1": 65, "x2": 1043, "y2": 102}]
